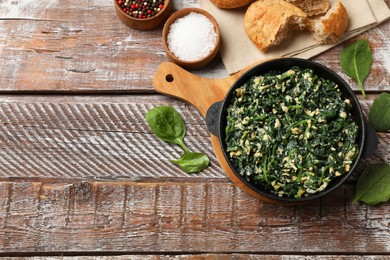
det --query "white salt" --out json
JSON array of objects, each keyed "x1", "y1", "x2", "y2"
[{"x1": 167, "y1": 12, "x2": 217, "y2": 62}]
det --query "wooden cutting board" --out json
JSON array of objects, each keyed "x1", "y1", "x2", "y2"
[{"x1": 153, "y1": 61, "x2": 286, "y2": 204}]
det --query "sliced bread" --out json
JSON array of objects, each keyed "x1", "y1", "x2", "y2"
[
  {"x1": 244, "y1": 0, "x2": 307, "y2": 51},
  {"x1": 286, "y1": 0, "x2": 330, "y2": 17},
  {"x1": 310, "y1": 0, "x2": 349, "y2": 44},
  {"x1": 209, "y1": 0, "x2": 255, "y2": 9}
]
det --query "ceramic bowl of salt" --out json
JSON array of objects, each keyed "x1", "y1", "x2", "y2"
[{"x1": 162, "y1": 8, "x2": 221, "y2": 69}]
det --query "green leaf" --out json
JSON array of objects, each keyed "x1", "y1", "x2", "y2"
[
  {"x1": 340, "y1": 39, "x2": 372, "y2": 97},
  {"x1": 353, "y1": 163, "x2": 390, "y2": 205},
  {"x1": 369, "y1": 93, "x2": 390, "y2": 132},
  {"x1": 145, "y1": 106, "x2": 189, "y2": 152},
  {"x1": 170, "y1": 152, "x2": 210, "y2": 173}
]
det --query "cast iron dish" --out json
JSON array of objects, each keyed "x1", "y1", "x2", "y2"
[{"x1": 206, "y1": 58, "x2": 378, "y2": 204}]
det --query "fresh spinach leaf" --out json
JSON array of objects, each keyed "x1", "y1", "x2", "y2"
[
  {"x1": 369, "y1": 93, "x2": 390, "y2": 132},
  {"x1": 145, "y1": 106, "x2": 209, "y2": 173},
  {"x1": 353, "y1": 163, "x2": 390, "y2": 205},
  {"x1": 340, "y1": 39, "x2": 372, "y2": 97},
  {"x1": 145, "y1": 106, "x2": 189, "y2": 152},
  {"x1": 170, "y1": 152, "x2": 210, "y2": 173}
]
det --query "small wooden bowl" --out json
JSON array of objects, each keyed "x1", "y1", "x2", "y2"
[
  {"x1": 162, "y1": 8, "x2": 221, "y2": 69},
  {"x1": 113, "y1": 0, "x2": 172, "y2": 30}
]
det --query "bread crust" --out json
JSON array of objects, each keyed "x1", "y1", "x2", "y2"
[
  {"x1": 244, "y1": 0, "x2": 307, "y2": 51},
  {"x1": 210, "y1": 0, "x2": 255, "y2": 9},
  {"x1": 286, "y1": 0, "x2": 330, "y2": 17},
  {"x1": 312, "y1": 0, "x2": 349, "y2": 43}
]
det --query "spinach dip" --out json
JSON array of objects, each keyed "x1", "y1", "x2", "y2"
[{"x1": 225, "y1": 67, "x2": 359, "y2": 198}]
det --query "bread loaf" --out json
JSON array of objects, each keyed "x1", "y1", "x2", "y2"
[
  {"x1": 310, "y1": 0, "x2": 349, "y2": 43},
  {"x1": 244, "y1": 0, "x2": 307, "y2": 51},
  {"x1": 209, "y1": 0, "x2": 255, "y2": 9}
]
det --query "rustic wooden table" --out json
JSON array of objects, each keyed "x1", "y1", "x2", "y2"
[{"x1": 0, "y1": 0, "x2": 389, "y2": 258}]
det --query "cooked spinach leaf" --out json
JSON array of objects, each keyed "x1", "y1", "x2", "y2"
[
  {"x1": 353, "y1": 163, "x2": 390, "y2": 205},
  {"x1": 369, "y1": 93, "x2": 390, "y2": 132},
  {"x1": 170, "y1": 152, "x2": 210, "y2": 173},
  {"x1": 145, "y1": 106, "x2": 189, "y2": 152},
  {"x1": 225, "y1": 67, "x2": 359, "y2": 198},
  {"x1": 340, "y1": 39, "x2": 372, "y2": 97}
]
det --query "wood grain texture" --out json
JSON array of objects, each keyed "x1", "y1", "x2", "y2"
[
  {"x1": 0, "y1": 0, "x2": 389, "y2": 256},
  {"x1": 0, "y1": 95, "x2": 387, "y2": 181},
  {"x1": 0, "y1": 0, "x2": 388, "y2": 92},
  {"x1": 8, "y1": 254, "x2": 390, "y2": 260},
  {"x1": 4, "y1": 256, "x2": 390, "y2": 259},
  {"x1": 0, "y1": 180, "x2": 389, "y2": 254}
]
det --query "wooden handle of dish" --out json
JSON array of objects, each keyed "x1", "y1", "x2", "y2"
[{"x1": 153, "y1": 62, "x2": 238, "y2": 117}]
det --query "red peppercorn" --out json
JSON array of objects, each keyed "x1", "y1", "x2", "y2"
[
  {"x1": 118, "y1": 0, "x2": 123, "y2": 4},
  {"x1": 159, "y1": 4, "x2": 163, "y2": 9}
]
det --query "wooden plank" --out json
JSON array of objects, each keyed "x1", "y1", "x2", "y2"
[
  {"x1": 3, "y1": 255, "x2": 390, "y2": 259},
  {"x1": 0, "y1": 180, "x2": 389, "y2": 253},
  {"x1": 0, "y1": 95, "x2": 387, "y2": 180},
  {"x1": 0, "y1": 94, "x2": 220, "y2": 179},
  {"x1": 0, "y1": 182, "x2": 41, "y2": 250},
  {"x1": 0, "y1": 1, "x2": 388, "y2": 92}
]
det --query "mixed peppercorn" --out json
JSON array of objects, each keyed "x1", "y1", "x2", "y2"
[{"x1": 117, "y1": 0, "x2": 165, "y2": 19}]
